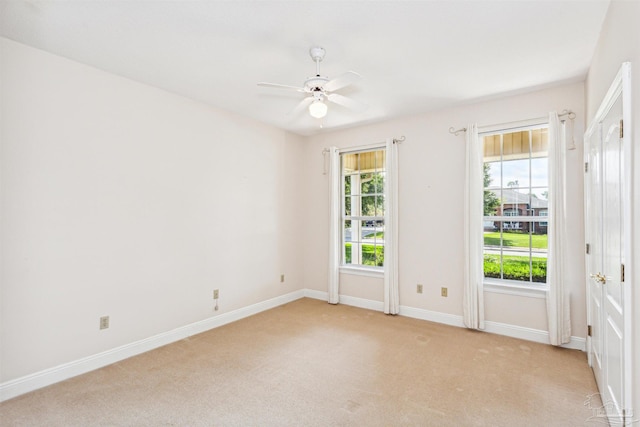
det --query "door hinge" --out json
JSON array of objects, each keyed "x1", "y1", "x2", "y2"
[
  {"x1": 584, "y1": 161, "x2": 589, "y2": 173},
  {"x1": 620, "y1": 119, "x2": 624, "y2": 138},
  {"x1": 587, "y1": 325, "x2": 592, "y2": 337},
  {"x1": 586, "y1": 243, "x2": 590, "y2": 254},
  {"x1": 621, "y1": 263, "x2": 625, "y2": 283}
]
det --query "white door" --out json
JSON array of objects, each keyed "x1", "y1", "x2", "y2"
[
  {"x1": 601, "y1": 95, "x2": 624, "y2": 421},
  {"x1": 585, "y1": 120, "x2": 604, "y2": 391},
  {"x1": 585, "y1": 63, "x2": 632, "y2": 426}
]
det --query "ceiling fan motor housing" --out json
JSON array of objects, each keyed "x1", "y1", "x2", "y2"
[
  {"x1": 305, "y1": 76, "x2": 329, "y2": 92},
  {"x1": 309, "y1": 46, "x2": 326, "y2": 62}
]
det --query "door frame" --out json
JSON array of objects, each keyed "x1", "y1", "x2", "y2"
[{"x1": 584, "y1": 62, "x2": 633, "y2": 420}]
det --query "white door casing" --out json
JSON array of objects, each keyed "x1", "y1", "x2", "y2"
[{"x1": 584, "y1": 62, "x2": 633, "y2": 425}]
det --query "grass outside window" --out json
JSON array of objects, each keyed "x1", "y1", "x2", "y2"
[
  {"x1": 345, "y1": 243, "x2": 384, "y2": 267},
  {"x1": 483, "y1": 254, "x2": 547, "y2": 283},
  {"x1": 483, "y1": 231, "x2": 547, "y2": 249}
]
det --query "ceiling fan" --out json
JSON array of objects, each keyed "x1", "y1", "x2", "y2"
[{"x1": 258, "y1": 46, "x2": 365, "y2": 119}]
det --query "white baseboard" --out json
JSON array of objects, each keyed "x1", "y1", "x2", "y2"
[
  {"x1": 483, "y1": 320, "x2": 585, "y2": 351},
  {"x1": 1, "y1": 288, "x2": 585, "y2": 402},
  {"x1": 399, "y1": 305, "x2": 466, "y2": 328},
  {"x1": 303, "y1": 288, "x2": 329, "y2": 301},
  {"x1": 0, "y1": 289, "x2": 305, "y2": 403},
  {"x1": 304, "y1": 290, "x2": 585, "y2": 351},
  {"x1": 304, "y1": 289, "x2": 385, "y2": 312}
]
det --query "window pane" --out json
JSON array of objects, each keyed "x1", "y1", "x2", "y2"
[
  {"x1": 343, "y1": 220, "x2": 353, "y2": 265},
  {"x1": 342, "y1": 153, "x2": 358, "y2": 174},
  {"x1": 484, "y1": 162, "x2": 501, "y2": 189},
  {"x1": 362, "y1": 243, "x2": 384, "y2": 267},
  {"x1": 531, "y1": 256, "x2": 547, "y2": 283},
  {"x1": 527, "y1": 189, "x2": 548, "y2": 218},
  {"x1": 344, "y1": 220, "x2": 352, "y2": 242},
  {"x1": 502, "y1": 254, "x2": 531, "y2": 282},
  {"x1": 531, "y1": 187, "x2": 548, "y2": 202},
  {"x1": 361, "y1": 220, "x2": 375, "y2": 239},
  {"x1": 344, "y1": 197, "x2": 352, "y2": 216},
  {"x1": 344, "y1": 243, "x2": 352, "y2": 264},
  {"x1": 531, "y1": 244, "x2": 548, "y2": 283},
  {"x1": 483, "y1": 253, "x2": 502, "y2": 279},
  {"x1": 483, "y1": 228, "x2": 502, "y2": 247},
  {"x1": 502, "y1": 159, "x2": 530, "y2": 188},
  {"x1": 361, "y1": 173, "x2": 374, "y2": 194},
  {"x1": 500, "y1": 226, "x2": 530, "y2": 252},
  {"x1": 344, "y1": 175, "x2": 352, "y2": 196},
  {"x1": 376, "y1": 172, "x2": 385, "y2": 193},
  {"x1": 484, "y1": 189, "x2": 500, "y2": 216},
  {"x1": 532, "y1": 230, "x2": 548, "y2": 250},
  {"x1": 364, "y1": 222, "x2": 384, "y2": 240},
  {"x1": 501, "y1": 188, "x2": 528, "y2": 218},
  {"x1": 361, "y1": 195, "x2": 376, "y2": 216},
  {"x1": 531, "y1": 158, "x2": 548, "y2": 187},
  {"x1": 376, "y1": 195, "x2": 385, "y2": 217}
]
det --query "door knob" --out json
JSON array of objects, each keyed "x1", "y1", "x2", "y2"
[{"x1": 590, "y1": 272, "x2": 606, "y2": 284}]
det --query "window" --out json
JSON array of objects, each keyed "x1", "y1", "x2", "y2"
[
  {"x1": 341, "y1": 148, "x2": 386, "y2": 268},
  {"x1": 482, "y1": 126, "x2": 549, "y2": 285}
]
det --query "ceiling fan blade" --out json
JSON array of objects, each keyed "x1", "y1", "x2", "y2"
[
  {"x1": 288, "y1": 97, "x2": 314, "y2": 116},
  {"x1": 327, "y1": 93, "x2": 367, "y2": 112},
  {"x1": 324, "y1": 71, "x2": 361, "y2": 92},
  {"x1": 258, "y1": 82, "x2": 306, "y2": 92}
]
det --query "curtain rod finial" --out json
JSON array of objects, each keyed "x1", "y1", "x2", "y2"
[{"x1": 449, "y1": 127, "x2": 467, "y2": 136}]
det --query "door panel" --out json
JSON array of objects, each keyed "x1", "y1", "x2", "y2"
[
  {"x1": 584, "y1": 64, "x2": 630, "y2": 426},
  {"x1": 601, "y1": 95, "x2": 624, "y2": 421},
  {"x1": 586, "y1": 120, "x2": 604, "y2": 391}
]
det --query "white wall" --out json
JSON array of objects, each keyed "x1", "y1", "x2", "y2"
[
  {"x1": 0, "y1": 28, "x2": 600, "y2": 397},
  {"x1": 0, "y1": 38, "x2": 304, "y2": 382},
  {"x1": 302, "y1": 82, "x2": 586, "y2": 338},
  {"x1": 585, "y1": 0, "x2": 640, "y2": 417}
]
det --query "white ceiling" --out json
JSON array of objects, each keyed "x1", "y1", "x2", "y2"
[{"x1": 1, "y1": 0, "x2": 610, "y2": 136}]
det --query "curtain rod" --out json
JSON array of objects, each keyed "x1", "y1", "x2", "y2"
[
  {"x1": 448, "y1": 109, "x2": 575, "y2": 137},
  {"x1": 321, "y1": 135, "x2": 405, "y2": 155}
]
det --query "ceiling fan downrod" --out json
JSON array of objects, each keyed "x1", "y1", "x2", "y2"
[{"x1": 309, "y1": 46, "x2": 325, "y2": 77}]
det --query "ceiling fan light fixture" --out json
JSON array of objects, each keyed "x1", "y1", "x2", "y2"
[{"x1": 309, "y1": 100, "x2": 328, "y2": 118}]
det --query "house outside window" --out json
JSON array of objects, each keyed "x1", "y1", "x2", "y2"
[
  {"x1": 482, "y1": 126, "x2": 549, "y2": 285},
  {"x1": 341, "y1": 148, "x2": 385, "y2": 268}
]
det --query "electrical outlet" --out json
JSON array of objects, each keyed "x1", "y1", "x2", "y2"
[
  {"x1": 99, "y1": 316, "x2": 110, "y2": 330},
  {"x1": 417, "y1": 284, "x2": 423, "y2": 294},
  {"x1": 441, "y1": 287, "x2": 448, "y2": 297},
  {"x1": 213, "y1": 289, "x2": 219, "y2": 299},
  {"x1": 280, "y1": 274, "x2": 285, "y2": 283}
]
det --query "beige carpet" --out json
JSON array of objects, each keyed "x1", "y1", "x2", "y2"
[{"x1": 1, "y1": 298, "x2": 600, "y2": 426}]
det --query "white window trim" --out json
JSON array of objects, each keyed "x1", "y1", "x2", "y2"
[
  {"x1": 338, "y1": 142, "x2": 386, "y2": 155},
  {"x1": 483, "y1": 278, "x2": 548, "y2": 299},
  {"x1": 340, "y1": 145, "x2": 387, "y2": 271},
  {"x1": 479, "y1": 119, "x2": 548, "y2": 135},
  {"x1": 482, "y1": 122, "x2": 550, "y2": 290},
  {"x1": 339, "y1": 265, "x2": 384, "y2": 278}
]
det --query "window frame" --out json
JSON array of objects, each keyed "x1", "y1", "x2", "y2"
[
  {"x1": 480, "y1": 122, "x2": 550, "y2": 294},
  {"x1": 338, "y1": 144, "x2": 387, "y2": 275}
]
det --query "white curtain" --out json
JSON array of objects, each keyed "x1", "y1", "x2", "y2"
[
  {"x1": 546, "y1": 113, "x2": 571, "y2": 345},
  {"x1": 327, "y1": 146, "x2": 340, "y2": 304},
  {"x1": 384, "y1": 139, "x2": 400, "y2": 314},
  {"x1": 463, "y1": 124, "x2": 485, "y2": 330}
]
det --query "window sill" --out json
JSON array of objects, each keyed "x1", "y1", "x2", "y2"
[
  {"x1": 483, "y1": 279, "x2": 548, "y2": 299},
  {"x1": 339, "y1": 265, "x2": 384, "y2": 279}
]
